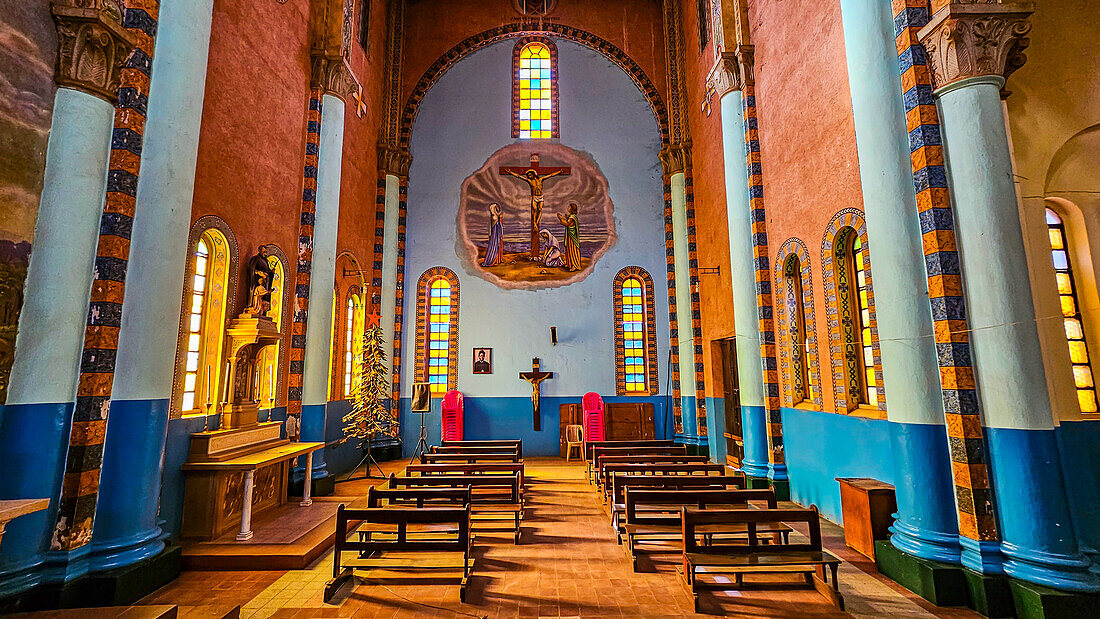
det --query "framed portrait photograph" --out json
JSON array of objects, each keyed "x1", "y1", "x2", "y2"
[{"x1": 472, "y1": 348, "x2": 493, "y2": 374}]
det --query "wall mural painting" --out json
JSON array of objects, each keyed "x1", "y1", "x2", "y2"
[
  {"x1": 459, "y1": 143, "x2": 615, "y2": 289},
  {"x1": 0, "y1": 4, "x2": 57, "y2": 402}
]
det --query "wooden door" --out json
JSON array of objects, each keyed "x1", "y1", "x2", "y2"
[
  {"x1": 559, "y1": 403, "x2": 582, "y2": 457},
  {"x1": 604, "y1": 403, "x2": 655, "y2": 440},
  {"x1": 717, "y1": 338, "x2": 744, "y2": 468}
]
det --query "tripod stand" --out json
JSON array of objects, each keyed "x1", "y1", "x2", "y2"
[
  {"x1": 338, "y1": 433, "x2": 387, "y2": 482},
  {"x1": 410, "y1": 410, "x2": 430, "y2": 463}
]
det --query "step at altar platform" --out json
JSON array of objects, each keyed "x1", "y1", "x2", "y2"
[{"x1": 180, "y1": 458, "x2": 411, "y2": 571}]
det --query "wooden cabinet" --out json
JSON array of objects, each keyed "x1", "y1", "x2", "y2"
[
  {"x1": 558, "y1": 403, "x2": 583, "y2": 457},
  {"x1": 558, "y1": 402, "x2": 656, "y2": 456},
  {"x1": 836, "y1": 477, "x2": 897, "y2": 559}
]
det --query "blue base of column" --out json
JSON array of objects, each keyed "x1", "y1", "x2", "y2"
[
  {"x1": 739, "y1": 405, "x2": 770, "y2": 478},
  {"x1": 889, "y1": 420, "x2": 962, "y2": 565},
  {"x1": 89, "y1": 399, "x2": 169, "y2": 572},
  {"x1": 960, "y1": 537, "x2": 1005, "y2": 577},
  {"x1": 294, "y1": 403, "x2": 330, "y2": 482},
  {"x1": 987, "y1": 427, "x2": 1100, "y2": 593},
  {"x1": 0, "y1": 402, "x2": 74, "y2": 597},
  {"x1": 704, "y1": 396, "x2": 727, "y2": 464}
]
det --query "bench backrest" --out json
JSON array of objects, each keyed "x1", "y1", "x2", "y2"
[
  {"x1": 366, "y1": 486, "x2": 471, "y2": 508},
  {"x1": 333, "y1": 504, "x2": 470, "y2": 558},
  {"x1": 612, "y1": 474, "x2": 747, "y2": 505},
  {"x1": 594, "y1": 447, "x2": 689, "y2": 478},
  {"x1": 681, "y1": 506, "x2": 823, "y2": 554},
  {"x1": 601, "y1": 463, "x2": 725, "y2": 491},
  {"x1": 421, "y1": 452, "x2": 521, "y2": 463},
  {"x1": 405, "y1": 463, "x2": 524, "y2": 477},
  {"x1": 388, "y1": 473, "x2": 521, "y2": 503},
  {"x1": 431, "y1": 445, "x2": 521, "y2": 456},
  {"x1": 441, "y1": 439, "x2": 522, "y2": 458},
  {"x1": 585, "y1": 440, "x2": 675, "y2": 459},
  {"x1": 625, "y1": 488, "x2": 776, "y2": 525}
]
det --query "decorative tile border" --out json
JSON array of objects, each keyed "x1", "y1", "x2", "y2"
[
  {"x1": 399, "y1": 23, "x2": 670, "y2": 149},
  {"x1": 743, "y1": 83, "x2": 783, "y2": 467},
  {"x1": 413, "y1": 266, "x2": 460, "y2": 394},
  {"x1": 390, "y1": 179, "x2": 408, "y2": 405},
  {"x1": 663, "y1": 179, "x2": 683, "y2": 433},
  {"x1": 821, "y1": 209, "x2": 886, "y2": 415},
  {"x1": 893, "y1": 0, "x2": 998, "y2": 543},
  {"x1": 287, "y1": 88, "x2": 324, "y2": 417},
  {"x1": 55, "y1": 0, "x2": 160, "y2": 551},
  {"x1": 613, "y1": 266, "x2": 659, "y2": 396},
  {"x1": 511, "y1": 36, "x2": 560, "y2": 140},
  {"x1": 774, "y1": 239, "x2": 822, "y2": 410},
  {"x1": 685, "y1": 171, "x2": 708, "y2": 435}
]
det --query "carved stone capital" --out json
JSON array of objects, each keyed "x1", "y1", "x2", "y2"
[
  {"x1": 917, "y1": 2, "x2": 1034, "y2": 92},
  {"x1": 735, "y1": 44, "x2": 755, "y2": 87},
  {"x1": 311, "y1": 53, "x2": 360, "y2": 102},
  {"x1": 377, "y1": 144, "x2": 412, "y2": 179},
  {"x1": 706, "y1": 52, "x2": 742, "y2": 100},
  {"x1": 659, "y1": 142, "x2": 692, "y2": 177},
  {"x1": 50, "y1": 0, "x2": 136, "y2": 103}
]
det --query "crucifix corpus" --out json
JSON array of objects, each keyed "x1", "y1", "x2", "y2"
[
  {"x1": 519, "y1": 357, "x2": 554, "y2": 431},
  {"x1": 500, "y1": 154, "x2": 571, "y2": 260}
]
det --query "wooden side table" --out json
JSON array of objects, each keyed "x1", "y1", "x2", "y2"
[{"x1": 836, "y1": 477, "x2": 897, "y2": 559}]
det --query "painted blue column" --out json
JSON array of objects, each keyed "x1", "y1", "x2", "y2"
[
  {"x1": 0, "y1": 88, "x2": 115, "y2": 594},
  {"x1": 669, "y1": 170, "x2": 700, "y2": 443},
  {"x1": 91, "y1": 0, "x2": 215, "y2": 570},
  {"x1": 718, "y1": 88, "x2": 769, "y2": 479},
  {"x1": 380, "y1": 173, "x2": 401, "y2": 405},
  {"x1": 937, "y1": 75, "x2": 1099, "y2": 591},
  {"x1": 298, "y1": 93, "x2": 346, "y2": 480},
  {"x1": 839, "y1": 0, "x2": 962, "y2": 566}
]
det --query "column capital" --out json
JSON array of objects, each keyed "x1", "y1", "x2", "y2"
[
  {"x1": 310, "y1": 53, "x2": 360, "y2": 102},
  {"x1": 377, "y1": 144, "x2": 412, "y2": 179},
  {"x1": 659, "y1": 141, "x2": 691, "y2": 177},
  {"x1": 705, "y1": 51, "x2": 742, "y2": 99},
  {"x1": 50, "y1": 0, "x2": 137, "y2": 103},
  {"x1": 917, "y1": 1, "x2": 1034, "y2": 93}
]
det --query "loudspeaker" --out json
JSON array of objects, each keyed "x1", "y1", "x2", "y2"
[
  {"x1": 551, "y1": 326, "x2": 558, "y2": 345},
  {"x1": 410, "y1": 382, "x2": 431, "y2": 412}
]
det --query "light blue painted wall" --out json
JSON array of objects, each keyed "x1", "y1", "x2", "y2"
[{"x1": 401, "y1": 39, "x2": 669, "y2": 418}]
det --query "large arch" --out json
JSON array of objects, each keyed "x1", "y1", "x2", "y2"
[{"x1": 398, "y1": 24, "x2": 670, "y2": 150}]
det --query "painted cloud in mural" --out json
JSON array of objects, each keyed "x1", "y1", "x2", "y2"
[{"x1": 458, "y1": 142, "x2": 615, "y2": 289}]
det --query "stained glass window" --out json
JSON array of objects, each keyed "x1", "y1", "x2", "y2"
[
  {"x1": 343, "y1": 295, "x2": 356, "y2": 395},
  {"x1": 786, "y1": 255, "x2": 814, "y2": 404},
  {"x1": 852, "y1": 237, "x2": 878, "y2": 407},
  {"x1": 515, "y1": 41, "x2": 555, "y2": 140},
  {"x1": 181, "y1": 238, "x2": 210, "y2": 413},
  {"x1": 427, "y1": 278, "x2": 453, "y2": 394},
  {"x1": 621, "y1": 278, "x2": 648, "y2": 392},
  {"x1": 1046, "y1": 208, "x2": 1097, "y2": 413}
]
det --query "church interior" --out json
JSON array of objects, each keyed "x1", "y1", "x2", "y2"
[{"x1": 1, "y1": 0, "x2": 1098, "y2": 617}]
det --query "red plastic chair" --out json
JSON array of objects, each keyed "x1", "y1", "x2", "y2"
[
  {"x1": 582, "y1": 392, "x2": 605, "y2": 442},
  {"x1": 441, "y1": 390, "x2": 464, "y2": 441}
]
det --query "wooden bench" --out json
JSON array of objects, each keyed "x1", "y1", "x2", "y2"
[
  {"x1": 623, "y1": 488, "x2": 787, "y2": 569},
  {"x1": 421, "y1": 451, "x2": 522, "y2": 464},
  {"x1": 590, "y1": 446, "x2": 688, "y2": 483},
  {"x1": 594, "y1": 455, "x2": 711, "y2": 492},
  {"x1": 600, "y1": 462, "x2": 723, "y2": 498},
  {"x1": 324, "y1": 504, "x2": 474, "y2": 603},
  {"x1": 584, "y1": 440, "x2": 676, "y2": 479},
  {"x1": 432, "y1": 444, "x2": 521, "y2": 457},
  {"x1": 680, "y1": 507, "x2": 843, "y2": 612},
  {"x1": 366, "y1": 486, "x2": 471, "y2": 509},
  {"x1": 441, "y1": 439, "x2": 522, "y2": 459},
  {"x1": 387, "y1": 473, "x2": 523, "y2": 543},
  {"x1": 608, "y1": 474, "x2": 747, "y2": 534},
  {"x1": 405, "y1": 462, "x2": 526, "y2": 502}
]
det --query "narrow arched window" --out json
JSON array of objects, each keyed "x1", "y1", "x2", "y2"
[
  {"x1": 513, "y1": 39, "x2": 558, "y2": 140},
  {"x1": 415, "y1": 267, "x2": 460, "y2": 397},
  {"x1": 1047, "y1": 208, "x2": 1097, "y2": 413},
  {"x1": 258, "y1": 249, "x2": 285, "y2": 410},
  {"x1": 614, "y1": 267, "x2": 658, "y2": 395},
  {"x1": 785, "y1": 255, "x2": 815, "y2": 404},
  {"x1": 177, "y1": 227, "x2": 231, "y2": 415},
  {"x1": 427, "y1": 279, "x2": 453, "y2": 394},
  {"x1": 343, "y1": 294, "x2": 357, "y2": 395},
  {"x1": 852, "y1": 237, "x2": 878, "y2": 406},
  {"x1": 835, "y1": 229, "x2": 879, "y2": 409}
]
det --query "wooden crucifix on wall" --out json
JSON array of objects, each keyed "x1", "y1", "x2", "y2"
[
  {"x1": 499, "y1": 154, "x2": 571, "y2": 260},
  {"x1": 519, "y1": 357, "x2": 553, "y2": 431}
]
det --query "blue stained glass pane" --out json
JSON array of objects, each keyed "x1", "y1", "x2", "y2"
[
  {"x1": 530, "y1": 79, "x2": 541, "y2": 89},
  {"x1": 1053, "y1": 251, "x2": 1069, "y2": 270},
  {"x1": 541, "y1": 69, "x2": 550, "y2": 79}
]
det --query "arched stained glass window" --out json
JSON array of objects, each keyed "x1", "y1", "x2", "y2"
[
  {"x1": 614, "y1": 267, "x2": 658, "y2": 395},
  {"x1": 852, "y1": 237, "x2": 878, "y2": 407},
  {"x1": 415, "y1": 267, "x2": 460, "y2": 396},
  {"x1": 427, "y1": 279, "x2": 453, "y2": 394},
  {"x1": 177, "y1": 226, "x2": 232, "y2": 416},
  {"x1": 785, "y1": 255, "x2": 815, "y2": 404},
  {"x1": 343, "y1": 294, "x2": 357, "y2": 395},
  {"x1": 513, "y1": 39, "x2": 559, "y2": 140},
  {"x1": 1046, "y1": 208, "x2": 1097, "y2": 413},
  {"x1": 181, "y1": 238, "x2": 210, "y2": 413}
]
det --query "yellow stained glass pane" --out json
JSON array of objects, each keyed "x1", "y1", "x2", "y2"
[
  {"x1": 1078, "y1": 388, "x2": 1098, "y2": 413},
  {"x1": 1049, "y1": 228, "x2": 1064, "y2": 250},
  {"x1": 1056, "y1": 272, "x2": 1073, "y2": 295},
  {"x1": 1069, "y1": 340, "x2": 1089, "y2": 364},
  {"x1": 520, "y1": 120, "x2": 530, "y2": 129},
  {"x1": 1065, "y1": 318, "x2": 1084, "y2": 340},
  {"x1": 520, "y1": 79, "x2": 530, "y2": 90},
  {"x1": 1061, "y1": 295, "x2": 1077, "y2": 317}
]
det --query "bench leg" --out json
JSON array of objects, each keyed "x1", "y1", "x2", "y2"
[{"x1": 324, "y1": 569, "x2": 355, "y2": 604}]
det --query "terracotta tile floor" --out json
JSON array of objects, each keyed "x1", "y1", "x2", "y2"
[{"x1": 142, "y1": 459, "x2": 980, "y2": 618}]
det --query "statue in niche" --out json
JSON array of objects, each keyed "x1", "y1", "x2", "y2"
[
  {"x1": 557, "y1": 202, "x2": 582, "y2": 272},
  {"x1": 245, "y1": 246, "x2": 275, "y2": 315}
]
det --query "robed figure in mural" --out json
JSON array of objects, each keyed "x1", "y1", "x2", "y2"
[
  {"x1": 482, "y1": 203, "x2": 504, "y2": 267},
  {"x1": 538, "y1": 229, "x2": 565, "y2": 267},
  {"x1": 557, "y1": 202, "x2": 582, "y2": 272}
]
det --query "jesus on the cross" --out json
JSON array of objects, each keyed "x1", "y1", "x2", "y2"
[{"x1": 500, "y1": 154, "x2": 571, "y2": 259}]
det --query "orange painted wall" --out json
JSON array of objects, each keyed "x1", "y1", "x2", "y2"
[
  {"x1": 191, "y1": 0, "x2": 388, "y2": 406},
  {"x1": 746, "y1": 0, "x2": 864, "y2": 411},
  {"x1": 400, "y1": 0, "x2": 667, "y2": 135}
]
